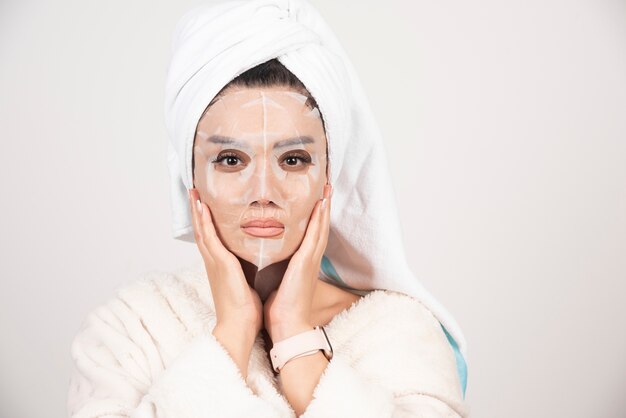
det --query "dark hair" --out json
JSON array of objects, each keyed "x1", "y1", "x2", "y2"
[
  {"x1": 192, "y1": 58, "x2": 327, "y2": 179},
  {"x1": 212, "y1": 59, "x2": 323, "y2": 117}
]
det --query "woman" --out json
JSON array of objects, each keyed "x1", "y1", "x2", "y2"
[{"x1": 67, "y1": 1, "x2": 468, "y2": 417}]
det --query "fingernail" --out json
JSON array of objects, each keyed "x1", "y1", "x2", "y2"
[
  {"x1": 196, "y1": 199, "x2": 203, "y2": 214},
  {"x1": 321, "y1": 198, "x2": 327, "y2": 210}
]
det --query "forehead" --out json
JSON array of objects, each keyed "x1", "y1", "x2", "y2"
[{"x1": 197, "y1": 87, "x2": 326, "y2": 141}]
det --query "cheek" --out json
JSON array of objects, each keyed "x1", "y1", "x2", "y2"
[
  {"x1": 283, "y1": 159, "x2": 325, "y2": 233},
  {"x1": 204, "y1": 162, "x2": 256, "y2": 206},
  {"x1": 202, "y1": 167, "x2": 256, "y2": 240},
  {"x1": 274, "y1": 154, "x2": 324, "y2": 199}
]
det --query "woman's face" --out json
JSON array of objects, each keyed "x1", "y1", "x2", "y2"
[{"x1": 193, "y1": 86, "x2": 328, "y2": 269}]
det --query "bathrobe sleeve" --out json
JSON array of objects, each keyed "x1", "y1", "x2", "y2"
[
  {"x1": 67, "y1": 299, "x2": 295, "y2": 418},
  {"x1": 299, "y1": 293, "x2": 470, "y2": 418}
]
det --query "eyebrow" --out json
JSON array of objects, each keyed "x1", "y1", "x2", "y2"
[
  {"x1": 207, "y1": 135, "x2": 314, "y2": 149},
  {"x1": 207, "y1": 135, "x2": 248, "y2": 148}
]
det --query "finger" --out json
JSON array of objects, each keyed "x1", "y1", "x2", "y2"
[
  {"x1": 189, "y1": 189, "x2": 226, "y2": 265},
  {"x1": 188, "y1": 189, "x2": 212, "y2": 258},
  {"x1": 298, "y1": 194, "x2": 326, "y2": 256},
  {"x1": 315, "y1": 183, "x2": 332, "y2": 258},
  {"x1": 310, "y1": 183, "x2": 332, "y2": 244},
  {"x1": 195, "y1": 198, "x2": 230, "y2": 259},
  {"x1": 313, "y1": 183, "x2": 331, "y2": 235},
  {"x1": 188, "y1": 188, "x2": 204, "y2": 243}
]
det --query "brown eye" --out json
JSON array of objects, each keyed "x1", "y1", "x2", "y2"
[
  {"x1": 212, "y1": 150, "x2": 248, "y2": 171},
  {"x1": 285, "y1": 156, "x2": 299, "y2": 166},
  {"x1": 223, "y1": 156, "x2": 240, "y2": 165},
  {"x1": 280, "y1": 151, "x2": 313, "y2": 170}
]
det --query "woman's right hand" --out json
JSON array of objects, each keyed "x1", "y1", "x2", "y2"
[{"x1": 188, "y1": 188, "x2": 263, "y2": 340}]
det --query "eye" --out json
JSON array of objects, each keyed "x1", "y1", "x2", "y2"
[
  {"x1": 279, "y1": 150, "x2": 313, "y2": 171},
  {"x1": 211, "y1": 150, "x2": 248, "y2": 171}
]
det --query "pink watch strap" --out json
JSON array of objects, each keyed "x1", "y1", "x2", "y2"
[{"x1": 270, "y1": 325, "x2": 333, "y2": 373}]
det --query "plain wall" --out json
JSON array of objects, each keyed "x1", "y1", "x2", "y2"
[{"x1": 1, "y1": 0, "x2": 624, "y2": 417}]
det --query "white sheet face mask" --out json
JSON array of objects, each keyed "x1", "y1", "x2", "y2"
[{"x1": 192, "y1": 87, "x2": 328, "y2": 269}]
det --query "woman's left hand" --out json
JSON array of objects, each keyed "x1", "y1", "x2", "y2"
[{"x1": 264, "y1": 183, "x2": 332, "y2": 343}]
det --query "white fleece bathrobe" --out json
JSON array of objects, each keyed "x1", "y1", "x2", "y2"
[{"x1": 66, "y1": 263, "x2": 469, "y2": 417}]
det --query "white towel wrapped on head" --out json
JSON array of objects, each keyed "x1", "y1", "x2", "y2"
[{"x1": 164, "y1": 0, "x2": 468, "y2": 359}]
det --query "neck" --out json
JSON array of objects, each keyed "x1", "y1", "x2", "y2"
[
  {"x1": 237, "y1": 256, "x2": 291, "y2": 303},
  {"x1": 236, "y1": 256, "x2": 350, "y2": 324}
]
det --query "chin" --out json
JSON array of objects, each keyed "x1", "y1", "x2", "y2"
[
  {"x1": 225, "y1": 229, "x2": 305, "y2": 269},
  {"x1": 230, "y1": 248, "x2": 290, "y2": 269}
]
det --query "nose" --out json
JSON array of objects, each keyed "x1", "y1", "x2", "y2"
[
  {"x1": 251, "y1": 195, "x2": 278, "y2": 211},
  {"x1": 248, "y1": 159, "x2": 281, "y2": 208}
]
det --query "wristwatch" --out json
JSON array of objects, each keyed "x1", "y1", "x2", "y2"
[{"x1": 270, "y1": 325, "x2": 333, "y2": 373}]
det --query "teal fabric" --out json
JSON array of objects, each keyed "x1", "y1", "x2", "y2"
[
  {"x1": 440, "y1": 323, "x2": 468, "y2": 399},
  {"x1": 321, "y1": 256, "x2": 468, "y2": 399},
  {"x1": 321, "y1": 255, "x2": 350, "y2": 287}
]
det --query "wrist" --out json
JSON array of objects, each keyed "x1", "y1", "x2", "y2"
[
  {"x1": 211, "y1": 324, "x2": 257, "y2": 380},
  {"x1": 213, "y1": 322, "x2": 257, "y2": 348},
  {"x1": 269, "y1": 321, "x2": 313, "y2": 343}
]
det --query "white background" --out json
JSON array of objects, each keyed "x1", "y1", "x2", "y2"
[{"x1": 1, "y1": 0, "x2": 625, "y2": 417}]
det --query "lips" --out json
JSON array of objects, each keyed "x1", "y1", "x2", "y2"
[{"x1": 241, "y1": 219, "x2": 285, "y2": 238}]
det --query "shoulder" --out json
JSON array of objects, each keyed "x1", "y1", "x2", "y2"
[
  {"x1": 116, "y1": 263, "x2": 216, "y2": 316},
  {"x1": 70, "y1": 263, "x2": 217, "y2": 370},
  {"x1": 85, "y1": 264, "x2": 214, "y2": 331},
  {"x1": 66, "y1": 264, "x2": 223, "y2": 415},
  {"x1": 334, "y1": 289, "x2": 445, "y2": 336},
  {"x1": 363, "y1": 290, "x2": 460, "y2": 370},
  {"x1": 329, "y1": 289, "x2": 466, "y2": 408},
  {"x1": 373, "y1": 289, "x2": 446, "y2": 335}
]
